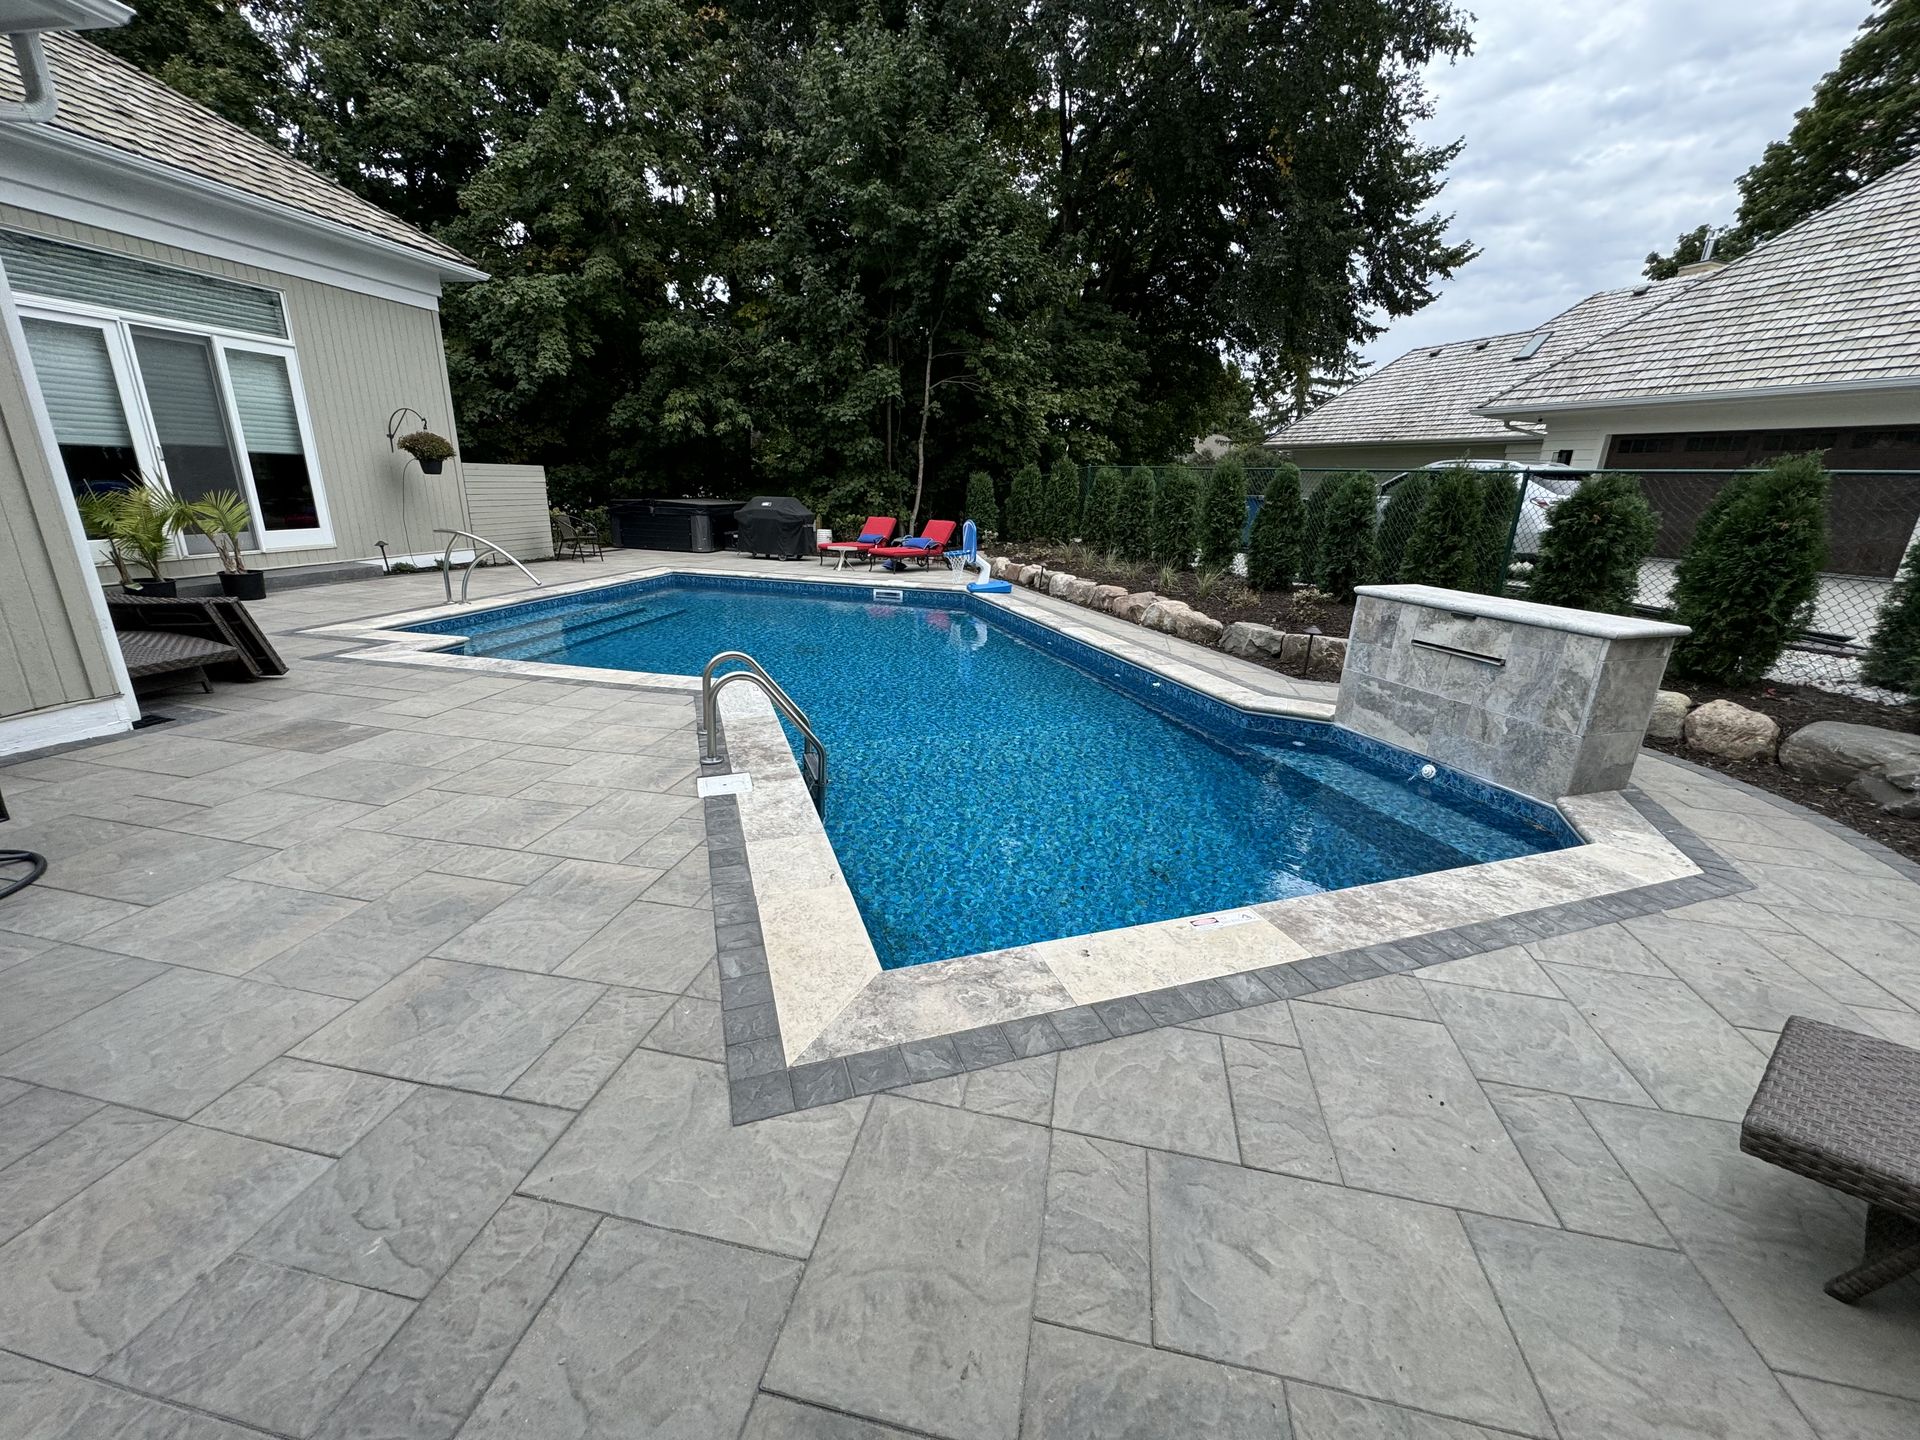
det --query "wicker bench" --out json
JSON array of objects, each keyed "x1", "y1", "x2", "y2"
[
  {"x1": 1741, "y1": 1016, "x2": 1920, "y2": 1302},
  {"x1": 118, "y1": 629, "x2": 244, "y2": 695}
]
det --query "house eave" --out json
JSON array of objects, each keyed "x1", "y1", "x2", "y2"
[
  {"x1": 1478, "y1": 373, "x2": 1920, "y2": 420},
  {"x1": 8, "y1": 123, "x2": 488, "y2": 285}
]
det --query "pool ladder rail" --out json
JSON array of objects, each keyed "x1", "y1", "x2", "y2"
[
  {"x1": 431, "y1": 528, "x2": 544, "y2": 605},
  {"x1": 698, "y1": 651, "x2": 828, "y2": 816}
]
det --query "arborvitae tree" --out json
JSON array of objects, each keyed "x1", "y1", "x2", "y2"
[
  {"x1": 1300, "y1": 475, "x2": 1337, "y2": 585},
  {"x1": 1862, "y1": 536, "x2": 1920, "y2": 698},
  {"x1": 1376, "y1": 470, "x2": 1433, "y2": 581},
  {"x1": 1043, "y1": 461, "x2": 1082, "y2": 544},
  {"x1": 1397, "y1": 466, "x2": 1485, "y2": 590},
  {"x1": 1245, "y1": 463, "x2": 1306, "y2": 590},
  {"x1": 965, "y1": 470, "x2": 999, "y2": 538},
  {"x1": 1005, "y1": 463, "x2": 1043, "y2": 544},
  {"x1": 1083, "y1": 466, "x2": 1122, "y2": 553},
  {"x1": 1150, "y1": 468, "x2": 1202, "y2": 569},
  {"x1": 1198, "y1": 456, "x2": 1249, "y2": 568},
  {"x1": 1670, "y1": 453, "x2": 1831, "y2": 684},
  {"x1": 1313, "y1": 471, "x2": 1377, "y2": 600},
  {"x1": 1475, "y1": 469, "x2": 1521, "y2": 593},
  {"x1": 1112, "y1": 466, "x2": 1155, "y2": 562},
  {"x1": 1526, "y1": 472, "x2": 1660, "y2": 615}
]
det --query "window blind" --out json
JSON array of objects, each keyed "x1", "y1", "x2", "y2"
[
  {"x1": 132, "y1": 332, "x2": 232, "y2": 449},
  {"x1": 0, "y1": 230, "x2": 287, "y2": 338},
  {"x1": 224, "y1": 350, "x2": 304, "y2": 454},
  {"x1": 19, "y1": 317, "x2": 132, "y2": 448}
]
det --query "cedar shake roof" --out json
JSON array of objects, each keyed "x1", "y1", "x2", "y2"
[
  {"x1": 0, "y1": 32, "x2": 479, "y2": 275},
  {"x1": 1483, "y1": 154, "x2": 1920, "y2": 413},
  {"x1": 1270, "y1": 281, "x2": 1687, "y2": 448}
]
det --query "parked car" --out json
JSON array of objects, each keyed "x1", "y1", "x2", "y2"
[{"x1": 1377, "y1": 459, "x2": 1583, "y2": 558}]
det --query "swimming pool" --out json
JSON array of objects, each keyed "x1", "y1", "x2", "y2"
[{"x1": 408, "y1": 576, "x2": 1579, "y2": 968}]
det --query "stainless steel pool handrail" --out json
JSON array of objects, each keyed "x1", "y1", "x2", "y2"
[
  {"x1": 432, "y1": 528, "x2": 544, "y2": 604},
  {"x1": 699, "y1": 651, "x2": 828, "y2": 815}
]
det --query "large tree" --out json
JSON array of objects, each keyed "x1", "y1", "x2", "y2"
[
  {"x1": 1646, "y1": 0, "x2": 1919, "y2": 277},
  {"x1": 115, "y1": 0, "x2": 1478, "y2": 518},
  {"x1": 91, "y1": 0, "x2": 280, "y2": 137}
]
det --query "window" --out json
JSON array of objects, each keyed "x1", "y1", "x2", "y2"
[
  {"x1": 8, "y1": 232, "x2": 331, "y2": 553},
  {"x1": 1615, "y1": 436, "x2": 1674, "y2": 455}
]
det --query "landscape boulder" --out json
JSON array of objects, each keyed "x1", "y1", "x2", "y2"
[
  {"x1": 1046, "y1": 571, "x2": 1079, "y2": 599},
  {"x1": 991, "y1": 556, "x2": 1017, "y2": 580},
  {"x1": 1683, "y1": 699, "x2": 1780, "y2": 761},
  {"x1": 1306, "y1": 635, "x2": 1348, "y2": 680},
  {"x1": 1142, "y1": 599, "x2": 1225, "y2": 646},
  {"x1": 1017, "y1": 565, "x2": 1046, "y2": 589},
  {"x1": 1089, "y1": 584, "x2": 1129, "y2": 612},
  {"x1": 1779, "y1": 721, "x2": 1920, "y2": 816},
  {"x1": 1112, "y1": 592, "x2": 1157, "y2": 623},
  {"x1": 1279, "y1": 633, "x2": 1312, "y2": 671},
  {"x1": 1058, "y1": 577, "x2": 1100, "y2": 605},
  {"x1": 1645, "y1": 690, "x2": 1690, "y2": 741},
  {"x1": 1220, "y1": 621, "x2": 1288, "y2": 660}
]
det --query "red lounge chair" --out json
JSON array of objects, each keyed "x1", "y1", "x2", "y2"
[
  {"x1": 817, "y1": 516, "x2": 897, "y2": 569},
  {"x1": 871, "y1": 519, "x2": 958, "y2": 571}
]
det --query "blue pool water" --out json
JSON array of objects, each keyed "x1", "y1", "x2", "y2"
[{"x1": 410, "y1": 577, "x2": 1577, "y2": 968}]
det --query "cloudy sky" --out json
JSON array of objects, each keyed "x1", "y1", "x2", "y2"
[{"x1": 1361, "y1": 0, "x2": 1870, "y2": 368}]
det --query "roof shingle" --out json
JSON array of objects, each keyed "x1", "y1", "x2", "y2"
[
  {"x1": 1483, "y1": 155, "x2": 1920, "y2": 412},
  {"x1": 0, "y1": 33, "x2": 478, "y2": 275},
  {"x1": 1270, "y1": 280, "x2": 1688, "y2": 448}
]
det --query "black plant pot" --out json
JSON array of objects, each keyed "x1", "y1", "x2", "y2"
[
  {"x1": 220, "y1": 570, "x2": 267, "y2": 600},
  {"x1": 418, "y1": 456, "x2": 445, "y2": 475},
  {"x1": 125, "y1": 579, "x2": 177, "y2": 598}
]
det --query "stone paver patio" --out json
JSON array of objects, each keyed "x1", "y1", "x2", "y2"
[{"x1": 1, "y1": 556, "x2": 1918, "y2": 1439}]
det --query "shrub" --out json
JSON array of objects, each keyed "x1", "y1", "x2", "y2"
[
  {"x1": 1149, "y1": 468, "x2": 1202, "y2": 568},
  {"x1": 1475, "y1": 469, "x2": 1521, "y2": 593},
  {"x1": 1313, "y1": 471, "x2": 1377, "y2": 600},
  {"x1": 1004, "y1": 463, "x2": 1043, "y2": 543},
  {"x1": 1670, "y1": 452, "x2": 1830, "y2": 684},
  {"x1": 964, "y1": 470, "x2": 999, "y2": 537},
  {"x1": 1111, "y1": 466, "x2": 1155, "y2": 561},
  {"x1": 1526, "y1": 472, "x2": 1659, "y2": 615},
  {"x1": 1245, "y1": 463, "x2": 1305, "y2": 590},
  {"x1": 1300, "y1": 474, "x2": 1337, "y2": 581},
  {"x1": 1398, "y1": 466, "x2": 1485, "y2": 590},
  {"x1": 1082, "y1": 466, "x2": 1122, "y2": 552},
  {"x1": 1198, "y1": 457, "x2": 1248, "y2": 568},
  {"x1": 1376, "y1": 470, "x2": 1432, "y2": 581},
  {"x1": 1862, "y1": 536, "x2": 1920, "y2": 699},
  {"x1": 1042, "y1": 461, "x2": 1081, "y2": 543}
]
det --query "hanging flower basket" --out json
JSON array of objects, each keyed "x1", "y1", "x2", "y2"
[{"x1": 397, "y1": 430, "x2": 455, "y2": 475}]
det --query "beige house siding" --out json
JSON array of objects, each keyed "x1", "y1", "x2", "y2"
[
  {"x1": 1269, "y1": 441, "x2": 1511, "y2": 480},
  {"x1": 0, "y1": 204, "x2": 472, "y2": 577},
  {"x1": 0, "y1": 316, "x2": 121, "y2": 721},
  {"x1": 461, "y1": 463, "x2": 554, "y2": 562}
]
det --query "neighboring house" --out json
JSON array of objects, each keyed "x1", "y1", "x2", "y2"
[
  {"x1": 1479, "y1": 154, "x2": 1920, "y2": 474},
  {"x1": 0, "y1": 6, "x2": 547, "y2": 753},
  {"x1": 1265, "y1": 279, "x2": 1692, "y2": 475}
]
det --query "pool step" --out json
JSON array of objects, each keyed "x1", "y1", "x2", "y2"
[{"x1": 479, "y1": 604, "x2": 690, "y2": 662}]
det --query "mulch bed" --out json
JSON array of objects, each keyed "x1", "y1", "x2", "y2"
[
  {"x1": 1002, "y1": 545, "x2": 1920, "y2": 861},
  {"x1": 1644, "y1": 680, "x2": 1920, "y2": 865}
]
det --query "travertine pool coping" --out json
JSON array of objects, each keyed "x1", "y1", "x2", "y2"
[{"x1": 314, "y1": 562, "x2": 1747, "y2": 1123}]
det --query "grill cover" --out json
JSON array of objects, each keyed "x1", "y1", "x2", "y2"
[{"x1": 735, "y1": 496, "x2": 816, "y2": 558}]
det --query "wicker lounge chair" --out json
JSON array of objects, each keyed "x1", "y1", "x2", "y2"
[
  {"x1": 118, "y1": 629, "x2": 245, "y2": 694},
  {"x1": 106, "y1": 594, "x2": 287, "y2": 677},
  {"x1": 1741, "y1": 1016, "x2": 1920, "y2": 1302}
]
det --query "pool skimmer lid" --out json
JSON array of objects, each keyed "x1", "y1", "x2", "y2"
[{"x1": 697, "y1": 773, "x2": 754, "y2": 798}]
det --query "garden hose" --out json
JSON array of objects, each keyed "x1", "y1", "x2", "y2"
[{"x1": 0, "y1": 849, "x2": 47, "y2": 902}]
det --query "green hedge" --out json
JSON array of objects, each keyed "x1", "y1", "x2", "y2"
[
  {"x1": 1398, "y1": 466, "x2": 1485, "y2": 590},
  {"x1": 965, "y1": 470, "x2": 999, "y2": 537},
  {"x1": 1150, "y1": 468, "x2": 1201, "y2": 568},
  {"x1": 1004, "y1": 463, "x2": 1043, "y2": 543},
  {"x1": 1245, "y1": 462, "x2": 1304, "y2": 590},
  {"x1": 1082, "y1": 466, "x2": 1121, "y2": 552},
  {"x1": 1198, "y1": 456, "x2": 1247, "y2": 568},
  {"x1": 1525, "y1": 472, "x2": 1658, "y2": 615},
  {"x1": 1671, "y1": 453, "x2": 1830, "y2": 685},
  {"x1": 1112, "y1": 466, "x2": 1155, "y2": 562},
  {"x1": 1862, "y1": 537, "x2": 1920, "y2": 699},
  {"x1": 1313, "y1": 471, "x2": 1377, "y2": 600}
]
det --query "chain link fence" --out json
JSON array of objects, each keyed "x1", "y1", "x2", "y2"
[{"x1": 1080, "y1": 462, "x2": 1920, "y2": 693}]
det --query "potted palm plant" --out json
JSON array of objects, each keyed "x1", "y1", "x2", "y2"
[
  {"x1": 116, "y1": 483, "x2": 180, "y2": 596},
  {"x1": 76, "y1": 488, "x2": 139, "y2": 590},
  {"x1": 396, "y1": 430, "x2": 455, "y2": 475},
  {"x1": 174, "y1": 490, "x2": 266, "y2": 599}
]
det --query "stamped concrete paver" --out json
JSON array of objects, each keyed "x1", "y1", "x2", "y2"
[{"x1": 1, "y1": 565, "x2": 1916, "y2": 1440}]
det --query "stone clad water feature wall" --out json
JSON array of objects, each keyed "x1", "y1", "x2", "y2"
[{"x1": 1334, "y1": 585, "x2": 1689, "y2": 799}]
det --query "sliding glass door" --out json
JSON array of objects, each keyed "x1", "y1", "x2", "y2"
[{"x1": 129, "y1": 328, "x2": 255, "y2": 553}]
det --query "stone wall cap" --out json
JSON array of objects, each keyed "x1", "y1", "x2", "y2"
[{"x1": 1354, "y1": 585, "x2": 1691, "y2": 641}]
